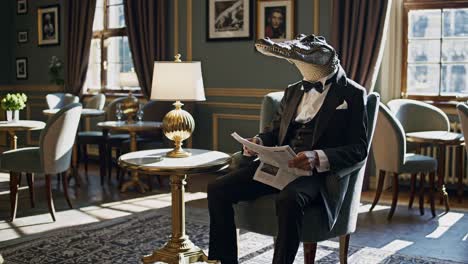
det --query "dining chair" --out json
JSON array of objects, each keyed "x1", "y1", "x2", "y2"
[
  {"x1": 46, "y1": 93, "x2": 79, "y2": 109},
  {"x1": 77, "y1": 96, "x2": 138, "y2": 184},
  {"x1": 231, "y1": 92, "x2": 379, "y2": 264},
  {"x1": 0, "y1": 103, "x2": 82, "y2": 222},
  {"x1": 387, "y1": 98, "x2": 449, "y2": 209},
  {"x1": 371, "y1": 103, "x2": 438, "y2": 219},
  {"x1": 76, "y1": 94, "x2": 106, "y2": 179}
]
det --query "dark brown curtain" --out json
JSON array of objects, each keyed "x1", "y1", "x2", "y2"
[
  {"x1": 124, "y1": 0, "x2": 169, "y2": 98},
  {"x1": 65, "y1": 0, "x2": 96, "y2": 95},
  {"x1": 331, "y1": 0, "x2": 391, "y2": 91}
]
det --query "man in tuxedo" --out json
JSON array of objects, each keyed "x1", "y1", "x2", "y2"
[{"x1": 207, "y1": 34, "x2": 368, "y2": 264}]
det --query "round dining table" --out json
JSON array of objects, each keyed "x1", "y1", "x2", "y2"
[
  {"x1": 0, "y1": 120, "x2": 46, "y2": 149},
  {"x1": 97, "y1": 121, "x2": 163, "y2": 192}
]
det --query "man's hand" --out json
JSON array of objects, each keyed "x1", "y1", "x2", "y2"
[
  {"x1": 243, "y1": 137, "x2": 261, "y2": 156},
  {"x1": 288, "y1": 151, "x2": 319, "y2": 171}
]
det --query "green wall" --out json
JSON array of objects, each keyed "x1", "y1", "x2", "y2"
[
  {"x1": 179, "y1": 0, "x2": 333, "y2": 152},
  {"x1": 11, "y1": 0, "x2": 66, "y2": 85},
  {"x1": 0, "y1": 0, "x2": 13, "y2": 84}
]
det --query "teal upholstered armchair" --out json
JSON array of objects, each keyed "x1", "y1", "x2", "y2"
[
  {"x1": 0, "y1": 103, "x2": 82, "y2": 222},
  {"x1": 231, "y1": 92, "x2": 380, "y2": 263}
]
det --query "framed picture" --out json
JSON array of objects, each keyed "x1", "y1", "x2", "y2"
[
  {"x1": 16, "y1": 58, "x2": 28, "y2": 80},
  {"x1": 17, "y1": 31, "x2": 28, "y2": 43},
  {"x1": 37, "y1": 5, "x2": 60, "y2": 46},
  {"x1": 17, "y1": 0, "x2": 27, "y2": 15},
  {"x1": 207, "y1": 0, "x2": 252, "y2": 41},
  {"x1": 256, "y1": 0, "x2": 295, "y2": 41}
]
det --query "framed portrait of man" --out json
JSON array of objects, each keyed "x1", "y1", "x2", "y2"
[
  {"x1": 207, "y1": 0, "x2": 253, "y2": 41},
  {"x1": 256, "y1": 0, "x2": 295, "y2": 41},
  {"x1": 37, "y1": 5, "x2": 60, "y2": 46},
  {"x1": 16, "y1": 58, "x2": 28, "y2": 80}
]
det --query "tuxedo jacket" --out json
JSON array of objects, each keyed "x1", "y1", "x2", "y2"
[{"x1": 257, "y1": 66, "x2": 368, "y2": 229}]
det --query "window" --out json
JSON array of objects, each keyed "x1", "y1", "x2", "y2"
[
  {"x1": 402, "y1": 1, "x2": 468, "y2": 100},
  {"x1": 84, "y1": 0, "x2": 139, "y2": 94}
]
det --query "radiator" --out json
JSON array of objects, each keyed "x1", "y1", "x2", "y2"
[{"x1": 400, "y1": 122, "x2": 468, "y2": 187}]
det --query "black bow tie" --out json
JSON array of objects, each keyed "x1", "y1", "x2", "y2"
[{"x1": 302, "y1": 80, "x2": 324, "y2": 93}]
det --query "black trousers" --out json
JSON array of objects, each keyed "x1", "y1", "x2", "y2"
[{"x1": 207, "y1": 161, "x2": 323, "y2": 264}]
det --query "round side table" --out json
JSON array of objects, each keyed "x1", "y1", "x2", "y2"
[
  {"x1": 0, "y1": 120, "x2": 45, "y2": 149},
  {"x1": 406, "y1": 130, "x2": 465, "y2": 211},
  {"x1": 119, "y1": 148, "x2": 231, "y2": 264}
]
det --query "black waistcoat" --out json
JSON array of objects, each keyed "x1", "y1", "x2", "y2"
[{"x1": 283, "y1": 117, "x2": 316, "y2": 153}]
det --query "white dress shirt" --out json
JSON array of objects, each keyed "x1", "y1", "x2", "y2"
[{"x1": 295, "y1": 69, "x2": 337, "y2": 172}]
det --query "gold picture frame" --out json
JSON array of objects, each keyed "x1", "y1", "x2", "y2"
[
  {"x1": 256, "y1": 0, "x2": 295, "y2": 41},
  {"x1": 37, "y1": 5, "x2": 60, "y2": 46}
]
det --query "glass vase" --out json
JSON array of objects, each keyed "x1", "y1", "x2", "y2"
[
  {"x1": 13, "y1": 110, "x2": 19, "y2": 122},
  {"x1": 6, "y1": 111, "x2": 12, "y2": 122}
]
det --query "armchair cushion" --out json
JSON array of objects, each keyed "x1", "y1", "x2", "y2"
[
  {"x1": 401, "y1": 153, "x2": 437, "y2": 174},
  {"x1": 0, "y1": 147, "x2": 42, "y2": 173}
]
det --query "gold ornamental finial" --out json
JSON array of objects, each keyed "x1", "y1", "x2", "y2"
[{"x1": 174, "y1": 54, "x2": 182, "y2": 62}]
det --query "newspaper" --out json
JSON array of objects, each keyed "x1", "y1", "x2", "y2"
[{"x1": 231, "y1": 132, "x2": 312, "y2": 190}]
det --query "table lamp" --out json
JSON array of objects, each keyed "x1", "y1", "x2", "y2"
[{"x1": 150, "y1": 54, "x2": 205, "y2": 158}]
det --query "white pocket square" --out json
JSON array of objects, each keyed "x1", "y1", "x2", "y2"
[{"x1": 336, "y1": 100, "x2": 348, "y2": 110}]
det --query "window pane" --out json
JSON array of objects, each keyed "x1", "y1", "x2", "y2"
[
  {"x1": 441, "y1": 64, "x2": 468, "y2": 94},
  {"x1": 409, "y1": 10, "x2": 441, "y2": 39},
  {"x1": 108, "y1": 0, "x2": 123, "y2": 5},
  {"x1": 442, "y1": 39, "x2": 468, "y2": 62},
  {"x1": 106, "y1": 36, "x2": 137, "y2": 88},
  {"x1": 443, "y1": 8, "x2": 468, "y2": 37},
  {"x1": 93, "y1": 0, "x2": 104, "y2": 31},
  {"x1": 408, "y1": 40, "x2": 440, "y2": 62},
  {"x1": 108, "y1": 4, "x2": 125, "y2": 29},
  {"x1": 407, "y1": 64, "x2": 440, "y2": 95},
  {"x1": 85, "y1": 39, "x2": 101, "y2": 89}
]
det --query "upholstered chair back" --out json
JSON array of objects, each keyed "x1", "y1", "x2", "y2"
[
  {"x1": 457, "y1": 103, "x2": 468, "y2": 154},
  {"x1": 142, "y1": 100, "x2": 174, "y2": 121},
  {"x1": 387, "y1": 99, "x2": 450, "y2": 133},
  {"x1": 105, "y1": 96, "x2": 139, "y2": 121},
  {"x1": 40, "y1": 103, "x2": 82, "y2": 174},
  {"x1": 84, "y1": 94, "x2": 106, "y2": 110},
  {"x1": 373, "y1": 103, "x2": 406, "y2": 173},
  {"x1": 259, "y1": 92, "x2": 284, "y2": 132},
  {"x1": 46, "y1": 93, "x2": 79, "y2": 109}
]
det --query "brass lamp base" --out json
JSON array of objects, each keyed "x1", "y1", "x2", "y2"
[{"x1": 163, "y1": 101, "x2": 195, "y2": 158}]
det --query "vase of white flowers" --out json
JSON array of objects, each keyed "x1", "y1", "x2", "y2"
[{"x1": 1, "y1": 93, "x2": 27, "y2": 122}]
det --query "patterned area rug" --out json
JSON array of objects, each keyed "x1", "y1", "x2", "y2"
[{"x1": 0, "y1": 207, "x2": 463, "y2": 264}]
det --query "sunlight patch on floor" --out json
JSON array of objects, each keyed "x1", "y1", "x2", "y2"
[
  {"x1": 425, "y1": 212, "x2": 464, "y2": 239},
  {"x1": 348, "y1": 239, "x2": 413, "y2": 263}
]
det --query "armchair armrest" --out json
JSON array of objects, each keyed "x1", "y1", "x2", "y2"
[{"x1": 227, "y1": 151, "x2": 257, "y2": 171}]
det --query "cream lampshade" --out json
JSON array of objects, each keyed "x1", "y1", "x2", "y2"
[{"x1": 151, "y1": 54, "x2": 205, "y2": 158}]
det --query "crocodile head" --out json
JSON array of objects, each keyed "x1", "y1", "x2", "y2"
[{"x1": 255, "y1": 34, "x2": 339, "y2": 80}]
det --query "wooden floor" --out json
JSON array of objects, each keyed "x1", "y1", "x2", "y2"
[{"x1": 0, "y1": 161, "x2": 467, "y2": 262}]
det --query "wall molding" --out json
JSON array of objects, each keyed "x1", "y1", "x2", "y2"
[
  {"x1": 212, "y1": 113, "x2": 260, "y2": 150},
  {"x1": 174, "y1": 0, "x2": 179, "y2": 55},
  {"x1": 199, "y1": 101, "x2": 261, "y2": 110},
  {"x1": 314, "y1": 0, "x2": 320, "y2": 34},
  {"x1": 0, "y1": 85, "x2": 64, "y2": 92},
  {"x1": 206, "y1": 88, "x2": 282, "y2": 98},
  {"x1": 187, "y1": 0, "x2": 193, "y2": 61}
]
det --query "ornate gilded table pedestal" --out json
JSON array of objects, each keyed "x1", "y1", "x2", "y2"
[{"x1": 119, "y1": 148, "x2": 231, "y2": 264}]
